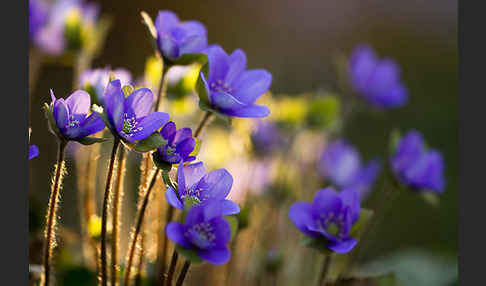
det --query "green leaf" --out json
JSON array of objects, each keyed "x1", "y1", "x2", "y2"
[
  {"x1": 122, "y1": 84, "x2": 134, "y2": 98},
  {"x1": 301, "y1": 237, "x2": 333, "y2": 255},
  {"x1": 224, "y1": 215, "x2": 239, "y2": 240},
  {"x1": 168, "y1": 52, "x2": 208, "y2": 66},
  {"x1": 152, "y1": 152, "x2": 172, "y2": 172},
  {"x1": 76, "y1": 136, "x2": 109, "y2": 145},
  {"x1": 198, "y1": 101, "x2": 232, "y2": 124},
  {"x1": 176, "y1": 246, "x2": 203, "y2": 264},
  {"x1": 43, "y1": 103, "x2": 63, "y2": 139},
  {"x1": 196, "y1": 63, "x2": 211, "y2": 106},
  {"x1": 350, "y1": 208, "x2": 374, "y2": 238},
  {"x1": 235, "y1": 203, "x2": 250, "y2": 230},
  {"x1": 134, "y1": 133, "x2": 167, "y2": 152}
]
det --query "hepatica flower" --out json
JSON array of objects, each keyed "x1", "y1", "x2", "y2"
[
  {"x1": 79, "y1": 67, "x2": 132, "y2": 106},
  {"x1": 198, "y1": 45, "x2": 272, "y2": 118},
  {"x1": 155, "y1": 10, "x2": 208, "y2": 61},
  {"x1": 29, "y1": 145, "x2": 40, "y2": 160},
  {"x1": 166, "y1": 162, "x2": 240, "y2": 215},
  {"x1": 319, "y1": 140, "x2": 381, "y2": 199},
  {"x1": 102, "y1": 79, "x2": 170, "y2": 144},
  {"x1": 156, "y1": 122, "x2": 196, "y2": 165},
  {"x1": 391, "y1": 130, "x2": 445, "y2": 193},
  {"x1": 349, "y1": 44, "x2": 408, "y2": 109},
  {"x1": 48, "y1": 89, "x2": 105, "y2": 141},
  {"x1": 166, "y1": 201, "x2": 231, "y2": 265},
  {"x1": 289, "y1": 188, "x2": 360, "y2": 254}
]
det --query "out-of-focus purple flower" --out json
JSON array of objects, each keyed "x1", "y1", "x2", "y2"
[
  {"x1": 199, "y1": 45, "x2": 271, "y2": 118},
  {"x1": 29, "y1": 0, "x2": 48, "y2": 41},
  {"x1": 289, "y1": 188, "x2": 361, "y2": 254},
  {"x1": 165, "y1": 162, "x2": 240, "y2": 215},
  {"x1": 391, "y1": 130, "x2": 445, "y2": 193},
  {"x1": 156, "y1": 122, "x2": 196, "y2": 165},
  {"x1": 79, "y1": 67, "x2": 132, "y2": 106},
  {"x1": 103, "y1": 79, "x2": 170, "y2": 143},
  {"x1": 50, "y1": 89, "x2": 105, "y2": 140},
  {"x1": 318, "y1": 140, "x2": 381, "y2": 199},
  {"x1": 155, "y1": 10, "x2": 208, "y2": 61},
  {"x1": 349, "y1": 44, "x2": 408, "y2": 109},
  {"x1": 251, "y1": 120, "x2": 281, "y2": 155},
  {"x1": 35, "y1": 0, "x2": 99, "y2": 55},
  {"x1": 166, "y1": 201, "x2": 231, "y2": 265},
  {"x1": 29, "y1": 145, "x2": 40, "y2": 160}
]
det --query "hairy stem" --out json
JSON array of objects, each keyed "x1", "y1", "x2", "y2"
[
  {"x1": 100, "y1": 139, "x2": 121, "y2": 286},
  {"x1": 111, "y1": 147, "x2": 127, "y2": 286},
  {"x1": 175, "y1": 260, "x2": 191, "y2": 286},
  {"x1": 124, "y1": 168, "x2": 160, "y2": 286},
  {"x1": 166, "y1": 250, "x2": 179, "y2": 286},
  {"x1": 157, "y1": 204, "x2": 174, "y2": 286},
  {"x1": 42, "y1": 140, "x2": 67, "y2": 286},
  {"x1": 194, "y1": 111, "x2": 213, "y2": 138},
  {"x1": 317, "y1": 254, "x2": 333, "y2": 286}
]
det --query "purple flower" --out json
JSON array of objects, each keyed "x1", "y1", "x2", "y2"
[
  {"x1": 155, "y1": 10, "x2": 208, "y2": 61},
  {"x1": 319, "y1": 140, "x2": 381, "y2": 199},
  {"x1": 156, "y1": 122, "x2": 196, "y2": 165},
  {"x1": 50, "y1": 89, "x2": 105, "y2": 140},
  {"x1": 251, "y1": 120, "x2": 281, "y2": 155},
  {"x1": 166, "y1": 201, "x2": 231, "y2": 265},
  {"x1": 349, "y1": 44, "x2": 408, "y2": 109},
  {"x1": 79, "y1": 67, "x2": 132, "y2": 106},
  {"x1": 102, "y1": 79, "x2": 170, "y2": 144},
  {"x1": 29, "y1": 0, "x2": 48, "y2": 41},
  {"x1": 29, "y1": 145, "x2": 40, "y2": 160},
  {"x1": 35, "y1": 0, "x2": 99, "y2": 55},
  {"x1": 199, "y1": 45, "x2": 271, "y2": 118},
  {"x1": 165, "y1": 162, "x2": 240, "y2": 215},
  {"x1": 391, "y1": 130, "x2": 445, "y2": 193},
  {"x1": 289, "y1": 188, "x2": 360, "y2": 254}
]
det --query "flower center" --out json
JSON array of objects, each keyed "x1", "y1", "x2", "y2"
[
  {"x1": 66, "y1": 115, "x2": 80, "y2": 129},
  {"x1": 121, "y1": 113, "x2": 143, "y2": 136},
  {"x1": 318, "y1": 212, "x2": 347, "y2": 239},
  {"x1": 181, "y1": 186, "x2": 211, "y2": 203},
  {"x1": 185, "y1": 222, "x2": 216, "y2": 249},
  {"x1": 210, "y1": 79, "x2": 233, "y2": 93},
  {"x1": 166, "y1": 146, "x2": 176, "y2": 155}
]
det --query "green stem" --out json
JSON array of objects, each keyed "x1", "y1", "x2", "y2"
[
  {"x1": 124, "y1": 168, "x2": 161, "y2": 286},
  {"x1": 161, "y1": 171, "x2": 177, "y2": 191},
  {"x1": 175, "y1": 260, "x2": 191, "y2": 286},
  {"x1": 194, "y1": 111, "x2": 213, "y2": 139},
  {"x1": 317, "y1": 254, "x2": 333, "y2": 286},
  {"x1": 100, "y1": 138, "x2": 121, "y2": 286},
  {"x1": 111, "y1": 147, "x2": 127, "y2": 286},
  {"x1": 165, "y1": 250, "x2": 179, "y2": 286},
  {"x1": 42, "y1": 140, "x2": 67, "y2": 286}
]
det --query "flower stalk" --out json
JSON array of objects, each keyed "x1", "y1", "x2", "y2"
[
  {"x1": 194, "y1": 111, "x2": 213, "y2": 138},
  {"x1": 42, "y1": 140, "x2": 67, "y2": 286},
  {"x1": 100, "y1": 138, "x2": 121, "y2": 286},
  {"x1": 157, "y1": 203, "x2": 175, "y2": 286},
  {"x1": 165, "y1": 250, "x2": 179, "y2": 286},
  {"x1": 124, "y1": 168, "x2": 161, "y2": 286},
  {"x1": 111, "y1": 147, "x2": 127, "y2": 286},
  {"x1": 317, "y1": 254, "x2": 333, "y2": 286},
  {"x1": 175, "y1": 260, "x2": 191, "y2": 286}
]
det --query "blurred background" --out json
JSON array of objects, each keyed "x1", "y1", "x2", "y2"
[{"x1": 29, "y1": 1, "x2": 457, "y2": 285}]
